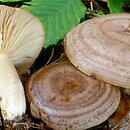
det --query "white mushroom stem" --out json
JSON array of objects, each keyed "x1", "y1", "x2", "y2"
[{"x1": 0, "y1": 54, "x2": 26, "y2": 120}]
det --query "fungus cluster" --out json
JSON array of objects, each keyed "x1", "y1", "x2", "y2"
[
  {"x1": 0, "y1": 5, "x2": 44, "y2": 120},
  {"x1": 25, "y1": 13, "x2": 130, "y2": 129}
]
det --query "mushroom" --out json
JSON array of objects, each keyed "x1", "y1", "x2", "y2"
[
  {"x1": 0, "y1": 5, "x2": 44, "y2": 120},
  {"x1": 25, "y1": 61, "x2": 120, "y2": 130},
  {"x1": 113, "y1": 111, "x2": 130, "y2": 130},
  {"x1": 64, "y1": 13, "x2": 130, "y2": 91},
  {"x1": 108, "y1": 94, "x2": 130, "y2": 129}
]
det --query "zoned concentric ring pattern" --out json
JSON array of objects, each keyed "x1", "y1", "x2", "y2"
[
  {"x1": 26, "y1": 62, "x2": 120, "y2": 130},
  {"x1": 64, "y1": 13, "x2": 130, "y2": 88}
]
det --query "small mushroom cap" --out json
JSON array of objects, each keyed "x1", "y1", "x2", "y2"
[
  {"x1": 25, "y1": 62, "x2": 120, "y2": 130},
  {"x1": 64, "y1": 13, "x2": 130, "y2": 89},
  {"x1": 0, "y1": 5, "x2": 44, "y2": 74}
]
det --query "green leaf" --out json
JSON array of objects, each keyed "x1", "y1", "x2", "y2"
[
  {"x1": 22, "y1": 0, "x2": 86, "y2": 48},
  {"x1": 0, "y1": 0, "x2": 26, "y2": 2},
  {"x1": 108, "y1": 0, "x2": 129, "y2": 13}
]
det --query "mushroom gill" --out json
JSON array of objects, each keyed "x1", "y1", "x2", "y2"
[{"x1": 25, "y1": 61, "x2": 120, "y2": 130}]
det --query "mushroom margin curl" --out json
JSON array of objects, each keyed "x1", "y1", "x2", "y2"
[{"x1": 0, "y1": 5, "x2": 44, "y2": 120}]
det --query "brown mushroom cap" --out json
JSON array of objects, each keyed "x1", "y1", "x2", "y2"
[
  {"x1": 25, "y1": 62, "x2": 120, "y2": 130},
  {"x1": 0, "y1": 5, "x2": 44, "y2": 75},
  {"x1": 108, "y1": 94, "x2": 130, "y2": 129},
  {"x1": 64, "y1": 13, "x2": 130, "y2": 89}
]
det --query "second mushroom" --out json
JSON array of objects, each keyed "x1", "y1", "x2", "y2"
[
  {"x1": 25, "y1": 61, "x2": 120, "y2": 130},
  {"x1": 64, "y1": 13, "x2": 130, "y2": 90}
]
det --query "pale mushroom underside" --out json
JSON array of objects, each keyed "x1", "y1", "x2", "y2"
[{"x1": 0, "y1": 5, "x2": 44, "y2": 74}]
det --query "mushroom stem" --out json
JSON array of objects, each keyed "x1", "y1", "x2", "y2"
[{"x1": 0, "y1": 54, "x2": 26, "y2": 120}]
